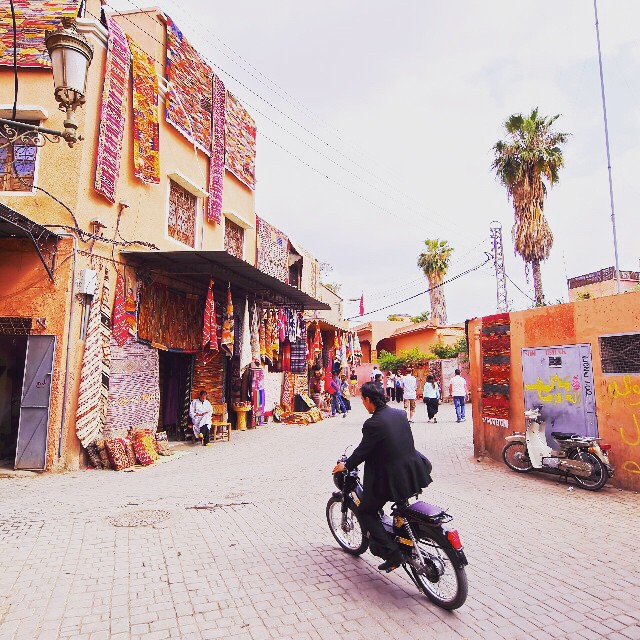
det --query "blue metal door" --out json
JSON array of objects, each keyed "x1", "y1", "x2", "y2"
[
  {"x1": 522, "y1": 344, "x2": 598, "y2": 441},
  {"x1": 15, "y1": 335, "x2": 56, "y2": 470}
]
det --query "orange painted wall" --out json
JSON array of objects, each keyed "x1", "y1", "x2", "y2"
[
  {"x1": 470, "y1": 290, "x2": 640, "y2": 492},
  {"x1": 394, "y1": 326, "x2": 463, "y2": 354},
  {"x1": 0, "y1": 238, "x2": 76, "y2": 470}
]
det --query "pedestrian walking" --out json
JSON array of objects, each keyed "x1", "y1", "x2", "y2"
[
  {"x1": 370, "y1": 365, "x2": 383, "y2": 381},
  {"x1": 395, "y1": 375, "x2": 404, "y2": 403},
  {"x1": 373, "y1": 373, "x2": 385, "y2": 395},
  {"x1": 386, "y1": 372, "x2": 396, "y2": 401},
  {"x1": 349, "y1": 370, "x2": 358, "y2": 396},
  {"x1": 423, "y1": 374, "x2": 440, "y2": 422},
  {"x1": 330, "y1": 373, "x2": 348, "y2": 418},
  {"x1": 189, "y1": 390, "x2": 213, "y2": 446},
  {"x1": 402, "y1": 368, "x2": 418, "y2": 423},
  {"x1": 449, "y1": 369, "x2": 468, "y2": 423}
]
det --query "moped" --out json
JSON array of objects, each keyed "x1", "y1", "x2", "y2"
[
  {"x1": 327, "y1": 453, "x2": 468, "y2": 610},
  {"x1": 502, "y1": 407, "x2": 614, "y2": 491}
]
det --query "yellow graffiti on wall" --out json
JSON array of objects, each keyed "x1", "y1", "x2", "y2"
[
  {"x1": 622, "y1": 461, "x2": 640, "y2": 475},
  {"x1": 607, "y1": 376, "x2": 640, "y2": 406},
  {"x1": 525, "y1": 375, "x2": 581, "y2": 405},
  {"x1": 620, "y1": 414, "x2": 640, "y2": 447}
]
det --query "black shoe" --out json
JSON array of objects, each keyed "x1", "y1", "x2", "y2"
[{"x1": 378, "y1": 554, "x2": 403, "y2": 573}]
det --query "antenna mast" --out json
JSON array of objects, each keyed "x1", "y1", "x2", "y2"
[{"x1": 490, "y1": 221, "x2": 509, "y2": 312}]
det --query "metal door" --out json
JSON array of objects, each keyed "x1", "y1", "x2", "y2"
[
  {"x1": 15, "y1": 335, "x2": 56, "y2": 470},
  {"x1": 521, "y1": 344, "x2": 597, "y2": 441}
]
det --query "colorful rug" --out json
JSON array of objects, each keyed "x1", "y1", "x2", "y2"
[
  {"x1": 207, "y1": 74, "x2": 226, "y2": 224},
  {"x1": 202, "y1": 278, "x2": 218, "y2": 355},
  {"x1": 225, "y1": 91, "x2": 256, "y2": 189},
  {"x1": 99, "y1": 270, "x2": 112, "y2": 438},
  {"x1": 138, "y1": 282, "x2": 204, "y2": 352},
  {"x1": 105, "y1": 338, "x2": 160, "y2": 438},
  {"x1": 239, "y1": 297, "x2": 252, "y2": 372},
  {"x1": 221, "y1": 286, "x2": 234, "y2": 357},
  {"x1": 0, "y1": 0, "x2": 80, "y2": 68},
  {"x1": 112, "y1": 272, "x2": 129, "y2": 348},
  {"x1": 256, "y1": 216, "x2": 289, "y2": 282},
  {"x1": 124, "y1": 284, "x2": 138, "y2": 337},
  {"x1": 94, "y1": 18, "x2": 130, "y2": 203},
  {"x1": 127, "y1": 36, "x2": 160, "y2": 184},
  {"x1": 75, "y1": 276, "x2": 102, "y2": 447},
  {"x1": 481, "y1": 313, "x2": 511, "y2": 428},
  {"x1": 165, "y1": 16, "x2": 212, "y2": 153}
]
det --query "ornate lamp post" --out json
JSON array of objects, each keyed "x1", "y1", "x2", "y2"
[{"x1": 0, "y1": 17, "x2": 94, "y2": 149}]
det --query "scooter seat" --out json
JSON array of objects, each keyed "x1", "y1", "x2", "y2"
[
  {"x1": 551, "y1": 431, "x2": 579, "y2": 440},
  {"x1": 406, "y1": 501, "x2": 446, "y2": 521}
]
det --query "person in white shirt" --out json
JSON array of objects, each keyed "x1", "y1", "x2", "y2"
[
  {"x1": 449, "y1": 369, "x2": 468, "y2": 423},
  {"x1": 190, "y1": 390, "x2": 214, "y2": 446},
  {"x1": 386, "y1": 372, "x2": 396, "y2": 401},
  {"x1": 401, "y1": 369, "x2": 418, "y2": 423},
  {"x1": 370, "y1": 365, "x2": 382, "y2": 381}
]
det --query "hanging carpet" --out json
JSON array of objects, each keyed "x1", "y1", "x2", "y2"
[{"x1": 207, "y1": 75, "x2": 226, "y2": 224}]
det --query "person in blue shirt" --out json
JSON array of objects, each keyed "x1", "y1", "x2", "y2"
[{"x1": 330, "y1": 373, "x2": 348, "y2": 418}]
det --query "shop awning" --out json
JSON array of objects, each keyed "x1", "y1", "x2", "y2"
[
  {"x1": 0, "y1": 202, "x2": 59, "y2": 280},
  {"x1": 121, "y1": 250, "x2": 331, "y2": 311}
]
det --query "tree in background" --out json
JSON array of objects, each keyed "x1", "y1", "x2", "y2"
[
  {"x1": 417, "y1": 239, "x2": 454, "y2": 325},
  {"x1": 430, "y1": 337, "x2": 468, "y2": 359},
  {"x1": 410, "y1": 311, "x2": 431, "y2": 323},
  {"x1": 492, "y1": 108, "x2": 568, "y2": 305}
]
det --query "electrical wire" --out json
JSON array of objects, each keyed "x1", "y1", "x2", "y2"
[
  {"x1": 346, "y1": 256, "x2": 492, "y2": 320},
  {"x1": 504, "y1": 272, "x2": 535, "y2": 302}
]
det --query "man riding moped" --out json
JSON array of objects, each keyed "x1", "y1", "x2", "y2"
[{"x1": 332, "y1": 382, "x2": 433, "y2": 572}]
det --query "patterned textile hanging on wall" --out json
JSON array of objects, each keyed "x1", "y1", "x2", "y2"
[
  {"x1": 105, "y1": 338, "x2": 160, "y2": 438},
  {"x1": 127, "y1": 36, "x2": 160, "y2": 184},
  {"x1": 99, "y1": 270, "x2": 112, "y2": 436},
  {"x1": 165, "y1": 16, "x2": 213, "y2": 153},
  {"x1": 207, "y1": 74, "x2": 226, "y2": 224},
  {"x1": 124, "y1": 285, "x2": 138, "y2": 337},
  {"x1": 94, "y1": 18, "x2": 130, "y2": 202},
  {"x1": 224, "y1": 91, "x2": 256, "y2": 189},
  {"x1": 138, "y1": 282, "x2": 204, "y2": 352},
  {"x1": 239, "y1": 297, "x2": 252, "y2": 372},
  {"x1": 221, "y1": 286, "x2": 234, "y2": 357},
  {"x1": 256, "y1": 216, "x2": 289, "y2": 282},
  {"x1": 481, "y1": 313, "x2": 511, "y2": 428},
  {"x1": 202, "y1": 278, "x2": 218, "y2": 357},
  {"x1": 192, "y1": 350, "x2": 225, "y2": 404},
  {"x1": 112, "y1": 272, "x2": 129, "y2": 348},
  {"x1": 75, "y1": 277, "x2": 103, "y2": 447},
  {"x1": 0, "y1": 0, "x2": 81, "y2": 67}
]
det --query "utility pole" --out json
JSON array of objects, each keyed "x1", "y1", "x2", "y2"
[
  {"x1": 490, "y1": 221, "x2": 508, "y2": 313},
  {"x1": 594, "y1": 0, "x2": 621, "y2": 294}
]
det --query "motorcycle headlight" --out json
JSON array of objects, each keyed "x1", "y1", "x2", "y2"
[{"x1": 333, "y1": 472, "x2": 345, "y2": 491}]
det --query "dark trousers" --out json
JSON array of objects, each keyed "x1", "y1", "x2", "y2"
[
  {"x1": 396, "y1": 388, "x2": 404, "y2": 402},
  {"x1": 359, "y1": 494, "x2": 401, "y2": 561},
  {"x1": 425, "y1": 397, "x2": 439, "y2": 419},
  {"x1": 331, "y1": 393, "x2": 347, "y2": 415},
  {"x1": 201, "y1": 425, "x2": 210, "y2": 445},
  {"x1": 387, "y1": 387, "x2": 395, "y2": 401}
]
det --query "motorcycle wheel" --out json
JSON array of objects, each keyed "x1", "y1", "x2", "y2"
[
  {"x1": 569, "y1": 451, "x2": 608, "y2": 491},
  {"x1": 502, "y1": 442, "x2": 533, "y2": 473},
  {"x1": 410, "y1": 537, "x2": 468, "y2": 610},
  {"x1": 326, "y1": 496, "x2": 369, "y2": 555}
]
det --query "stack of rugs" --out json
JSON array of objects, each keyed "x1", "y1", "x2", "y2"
[
  {"x1": 85, "y1": 430, "x2": 172, "y2": 471},
  {"x1": 273, "y1": 405, "x2": 323, "y2": 426}
]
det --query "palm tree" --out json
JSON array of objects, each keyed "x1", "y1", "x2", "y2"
[
  {"x1": 492, "y1": 108, "x2": 568, "y2": 305},
  {"x1": 417, "y1": 239, "x2": 454, "y2": 325}
]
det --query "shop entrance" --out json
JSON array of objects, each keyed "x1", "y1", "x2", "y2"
[
  {"x1": 158, "y1": 351, "x2": 193, "y2": 440},
  {"x1": 0, "y1": 335, "x2": 27, "y2": 465}
]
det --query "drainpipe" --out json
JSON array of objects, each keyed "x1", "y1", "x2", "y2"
[{"x1": 54, "y1": 232, "x2": 79, "y2": 462}]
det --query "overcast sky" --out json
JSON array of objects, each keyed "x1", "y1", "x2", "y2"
[{"x1": 113, "y1": 0, "x2": 640, "y2": 324}]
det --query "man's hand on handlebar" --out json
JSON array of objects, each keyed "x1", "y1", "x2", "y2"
[{"x1": 332, "y1": 462, "x2": 346, "y2": 474}]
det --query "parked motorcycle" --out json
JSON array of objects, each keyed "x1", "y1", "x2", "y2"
[
  {"x1": 326, "y1": 454, "x2": 468, "y2": 610},
  {"x1": 502, "y1": 407, "x2": 614, "y2": 491}
]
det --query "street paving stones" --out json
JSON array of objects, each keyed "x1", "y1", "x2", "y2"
[{"x1": 1, "y1": 401, "x2": 639, "y2": 640}]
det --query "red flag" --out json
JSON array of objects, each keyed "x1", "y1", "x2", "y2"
[{"x1": 359, "y1": 293, "x2": 364, "y2": 316}]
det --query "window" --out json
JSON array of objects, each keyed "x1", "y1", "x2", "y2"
[
  {"x1": 0, "y1": 120, "x2": 39, "y2": 192},
  {"x1": 168, "y1": 179, "x2": 197, "y2": 247},
  {"x1": 599, "y1": 333, "x2": 640, "y2": 374},
  {"x1": 224, "y1": 219, "x2": 244, "y2": 259}
]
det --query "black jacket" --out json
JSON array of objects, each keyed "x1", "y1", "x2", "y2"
[{"x1": 345, "y1": 405, "x2": 432, "y2": 503}]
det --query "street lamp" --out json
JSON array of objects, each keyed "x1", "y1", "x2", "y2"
[
  {"x1": 45, "y1": 16, "x2": 94, "y2": 145},
  {"x1": 0, "y1": 17, "x2": 93, "y2": 149}
]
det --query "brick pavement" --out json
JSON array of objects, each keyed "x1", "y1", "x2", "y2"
[{"x1": 1, "y1": 400, "x2": 639, "y2": 640}]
